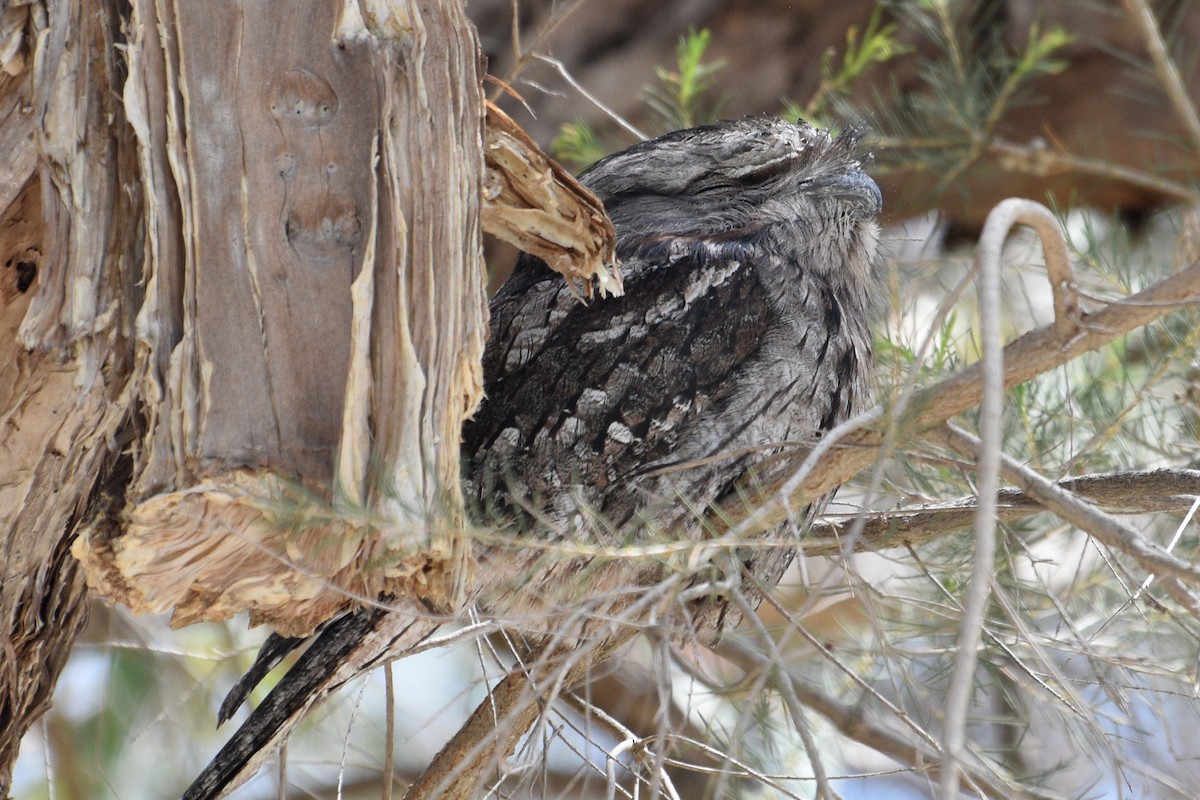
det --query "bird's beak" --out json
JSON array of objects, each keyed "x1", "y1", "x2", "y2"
[{"x1": 813, "y1": 170, "x2": 883, "y2": 217}]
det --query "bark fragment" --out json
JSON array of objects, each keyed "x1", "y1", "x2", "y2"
[
  {"x1": 483, "y1": 101, "x2": 621, "y2": 297},
  {"x1": 0, "y1": 1, "x2": 138, "y2": 787},
  {"x1": 66, "y1": 0, "x2": 489, "y2": 637}
]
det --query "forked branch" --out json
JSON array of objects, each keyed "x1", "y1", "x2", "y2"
[{"x1": 726, "y1": 203, "x2": 1200, "y2": 535}]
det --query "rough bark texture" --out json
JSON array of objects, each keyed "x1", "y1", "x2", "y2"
[
  {"x1": 0, "y1": 3, "x2": 138, "y2": 789},
  {"x1": 66, "y1": 0, "x2": 491, "y2": 636},
  {"x1": 0, "y1": 0, "x2": 506, "y2": 787}
]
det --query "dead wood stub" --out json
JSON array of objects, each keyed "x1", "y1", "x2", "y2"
[
  {"x1": 0, "y1": 1, "x2": 139, "y2": 786},
  {"x1": 57, "y1": 0, "x2": 491, "y2": 638},
  {"x1": 483, "y1": 101, "x2": 621, "y2": 297},
  {"x1": 2, "y1": 0, "x2": 624, "y2": 784},
  {"x1": 173, "y1": 0, "x2": 371, "y2": 480}
]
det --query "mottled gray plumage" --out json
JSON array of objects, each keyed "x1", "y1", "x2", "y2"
[
  {"x1": 188, "y1": 117, "x2": 880, "y2": 799},
  {"x1": 466, "y1": 117, "x2": 879, "y2": 613}
]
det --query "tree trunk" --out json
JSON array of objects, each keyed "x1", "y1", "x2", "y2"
[{"x1": 0, "y1": 0, "x2": 490, "y2": 787}]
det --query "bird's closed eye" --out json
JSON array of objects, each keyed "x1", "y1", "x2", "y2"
[{"x1": 689, "y1": 178, "x2": 737, "y2": 195}]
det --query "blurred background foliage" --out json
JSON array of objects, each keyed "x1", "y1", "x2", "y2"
[{"x1": 18, "y1": 1, "x2": 1200, "y2": 798}]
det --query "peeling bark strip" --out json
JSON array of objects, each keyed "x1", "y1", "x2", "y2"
[
  {"x1": 483, "y1": 101, "x2": 621, "y2": 297},
  {"x1": 0, "y1": 2, "x2": 139, "y2": 790},
  {"x1": 65, "y1": 0, "x2": 489, "y2": 637}
]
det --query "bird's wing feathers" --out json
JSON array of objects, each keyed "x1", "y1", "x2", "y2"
[{"x1": 465, "y1": 234, "x2": 852, "y2": 537}]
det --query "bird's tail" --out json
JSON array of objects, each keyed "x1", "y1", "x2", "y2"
[{"x1": 184, "y1": 604, "x2": 444, "y2": 800}]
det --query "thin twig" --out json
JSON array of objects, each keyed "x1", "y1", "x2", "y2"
[
  {"x1": 1121, "y1": 0, "x2": 1200, "y2": 153},
  {"x1": 508, "y1": 0, "x2": 521, "y2": 73},
  {"x1": 716, "y1": 640, "x2": 1061, "y2": 800},
  {"x1": 403, "y1": 578, "x2": 678, "y2": 800},
  {"x1": 653, "y1": 736, "x2": 811, "y2": 798},
  {"x1": 727, "y1": 406, "x2": 885, "y2": 543},
  {"x1": 493, "y1": 0, "x2": 589, "y2": 99},
  {"x1": 932, "y1": 424, "x2": 1200, "y2": 589},
  {"x1": 727, "y1": 252, "x2": 1200, "y2": 529},
  {"x1": 338, "y1": 677, "x2": 371, "y2": 799},
  {"x1": 532, "y1": 54, "x2": 648, "y2": 141},
  {"x1": 383, "y1": 664, "x2": 395, "y2": 800},
  {"x1": 558, "y1": 692, "x2": 683, "y2": 800},
  {"x1": 705, "y1": 622, "x2": 779, "y2": 800},
  {"x1": 276, "y1": 743, "x2": 286, "y2": 800},
  {"x1": 731, "y1": 590, "x2": 841, "y2": 800},
  {"x1": 1134, "y1": 495, "x2": 1200, "y2": 599},
  {"x1": 938, "y1": 190, "x2": 1006, "y2": 800}
]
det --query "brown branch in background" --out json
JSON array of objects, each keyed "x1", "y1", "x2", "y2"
[
  {"x1": 871, "y1": 135, "x2": 1200, "y2": 206},
  {"x1": 932, "y1": 425, "x2": 1200, "y2": 587},
  {"x1": 986, "y1": 139, "x2": 1200, "y2": 205},
  {"x1": 404, "y1": 630, "x2": 637, "y2": 800},
  {"x1": 806, "y1": 469, "x2": 1200, "y2": 555},
  {"x1": 716, "y1": 640, "x2": 1061, "y2": 800},
  {"x1": 482, "y1": 101, "x2": 622, "y2": 297},
  {"x1": 760, "y1": 254, "x2": 1200, "y2": 525}
]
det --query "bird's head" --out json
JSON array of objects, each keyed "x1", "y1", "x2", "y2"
[
  {"x1": 578, "y1": 117, "x2": 881, "y2": 244},
  {"x1": 576, "y1": 117, "x2": 881, "y2": 289}
]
